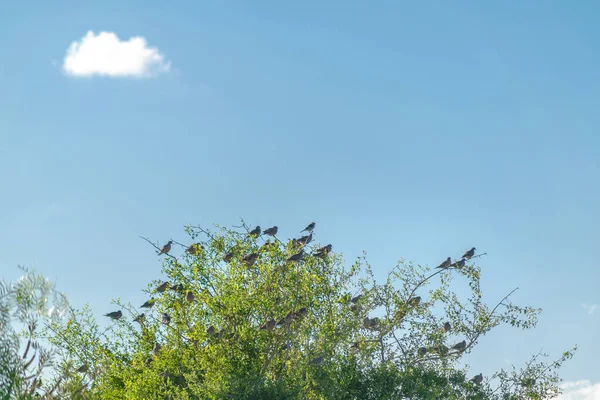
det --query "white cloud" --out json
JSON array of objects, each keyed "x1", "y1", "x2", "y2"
[
  {"x1": 557, "y1": 380, "x2": 600, "y2": 400},
  {"x1": 63, "y1": 31, "x2": 171, "y2": 78},
  {"x1": 581, "y1": 304, "x2": 598, "y2": 315}
]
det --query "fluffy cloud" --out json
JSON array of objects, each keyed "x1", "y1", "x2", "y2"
[
  {"x1": 63, "y1": 31, "x2": 171, "y2": 78},
  {"x1": 557, "y1": 380, "x2": 600, "y2": 400}
]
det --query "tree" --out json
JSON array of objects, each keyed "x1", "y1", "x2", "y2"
[{"x1": 45, "y1": 222, "x2": 575, "y2": 399}]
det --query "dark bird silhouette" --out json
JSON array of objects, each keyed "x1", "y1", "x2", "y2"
[
  {"x1": 134, "y1": 314, "x2": 145, "y2": 324},
  {"x1": 408, "y1": 296, "x2": 421, "y2": 307},
  {"x1": 161, "y1": 313, "x2": 171, "y2": 325},
  {"x1": 158, "y1": 240, "x2": 173, "y2": 255},
  {"x1": 452, "y1": 259, "x2": 466, "y2": 268},
  {"x1": 140, "y1": 299, "x2": 155, "y2": 309},
  {"x1": 207, "y1": 326, "x2": 216, "y2": 336},
  {"x1": 314, "y1": 244, "x2": 332, "y2": 258},
  {"x1": 350, "y1": 295, "x2": 363, "y2": 304},
  {"x1": 436, "y1": 257, "x2": 452, "y2": 269},
  {"x1": 301, "y1": 222, "x2": 316, "y2": 233},
  {"x1": 76, "y1": 364, "x2": 89, "y2": 373},
  {"x1": 223, "y1": 250, "x2": 234, "y2": 262},
  {"x1": 263, "y1": 226, "x2": 278, "y2": 236},
  {"x1": 186, "y1": 291, "x2": 195, "y2": 303},
  {"x1": 309, "y1": 356, "x2": 324, "y2": 366},
  {"x1": 462, "y1": 247, "x2": 476, "y2": 260},
  {"x1": 442, "y1": 322, "x2": 451, "y2": 332},
  {"x1": 156, "y1": 282, "x2": 169, "y2": 293},
  {"x1": 296, "y1": 233, "x2": 313, "y2": 246},
  {"x1": 417, "y1": 347, "x2": 427, "y2": 357},
  {"x1": 104, "y1": 310, "x2": 122, "y2": 320},
  {"x1": 242, "y1": 253, "x2": 259, "y2": 267},
  {"x1": 452, "y1": 340, "x2": 466, "y2": 351},
  {"x1": 294, "y1": 308, "x2": 308, "y2": 320},
  {"x1": 169, "y1": 284, "x2": 184, "y2": 293},
  {"x1": 470, "y1": 373, "x2": 483, "y2": 384},
  {"x1": 249, "y1": 226, "x2": 261, "y2": 237},
  {"x1": 363, "y1": 317, "x2": 380, "y2": 330},
  {"x1": 286, "y1": 250, "x2": 304, "y2": 262}
]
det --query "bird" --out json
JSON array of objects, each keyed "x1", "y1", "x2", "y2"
[
  {"x1": 153, "y1": 343, "x2": 162, "y2": 356},
  {"x1": 263, "y1": 226, "x2": 278, "y2": 236},
  {"x1": 133, "y1": 314, "x2": 145, "y2": 324},
  {"x1": 294, "y1": 308, "x2": 308, "y2": 320},
  {"x1": 156, "y1": 282, "x2": 169, "y2": 293},
  {"x1": 207, "y1": 326, "x2": 216, "y2": 336},
  {"x1": 470, "y1": 373, "x2": 483, "y2": 384},
  {"x1": 442, "y1": 322, "x2": 451, "y2": 332},
  {"x1": 436, "y1": 257, "x2": 452, "y2": 269},
  {"x1": 408, "y1": 296, "x2": 421, "y2": 307},
  {"x1": 350, "y1": 294, "x2": 363, "y2": 304},
  {"x1": 242, "y1": 253, "x2": 259, "y2": 267},
  {"x1": 452, "y1": 259, "x2": 466, "y2": 268},
  {"x1": 301, "y1": 222, "x2": 316, "y2": 233},
  {"x1": 140, "y1": 299, "x2": 155, "y2": 309},
  {"x1": 158, "y1": 241, "x2": 173, "y2": 255},
  {"x1": 314, "y1": 244, "x2": 332, "y2": 258},
  {"x1": 186, "y1": 243, "x2": 203, "y2": 255},
  {"x1": 296, "y1": 233, "x2": 313, "y2": 246},
  {"x1": 248, "y1": 226, "x2": 261, "y2": 237},
  {"x1": 76, "y1": 364, "x2": 89, "y2": 373},
  {"x1": 417, "y1": 347, "x2": 427, "y2": 357},
  {"x1": 169, "y1": 284, "x2": 184, "y2": 293},
  {"x1": 462, "y1": 247, "x2": 476, "y2": 260},
  {"x1": 260, "y1": 319, "x2": 277, "y2": 331},
  {"x1": 451, "y1": 340, "x2": 466, "y2": 351},
  {"x1": 161, "y1": 313, "x2": 171, "y2": 325},
  {"x1": 286, "y1": 250, "x2": 305, "y2": 262},
  {"x1": 186, "y1": 291, "x2": 195, "y2": 303},
  {"x1": 223, "y1": 250, "x2": 234, "y2": 262},
  {"x1": 309, "y1": 356, "x2": 324, "y2": 366},
  {"x1": 104, "y1": 310, "x2": 122, "y2": 320}
]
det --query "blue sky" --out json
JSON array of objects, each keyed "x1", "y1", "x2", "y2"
[{"x1": 1, "y1": 0, "x2": 599, "y2": 394}]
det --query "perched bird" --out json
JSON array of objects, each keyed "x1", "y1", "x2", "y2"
[
  {"x1": 452, "y1": 259, "x2": 466, "y2": 268},
  {"x1": 350, "y1": 294, "x2": 363, "y2": 304},
  {"x1": 169, "y1": 284, "x2": 184, "y2": 293},
  {"x1": 249, "y1": 226, "x2": 261, "y2": 237},
  {"x1": 436, "y1": 257, "x2": 452, "y2": 269},
  {"x1": 363, "y1": 317, "x2": 380, "y2": 330},
  {"x1": 140, "y1": 299, "x2": 155, "y2": 309},
  {"x1": 296, "y1": 233, "x2": 313, "y2": 246},
  {"x1": 470, "y1": 373, "x2": 483, "y2": 384},
  {"x1": 104, "y1": 310, "x2": 122, "y2": 320},
  {"x1": 242, "y1": 253, "x2": 259, "y2": 267},
  {"x1": 153, "y1": 343, "x2": 162, "y2": 356},
  {"x1": 207, "y1": 326, "x2": 216, "y2": 336},
  {"x1": 134, "y1": 313, "x2": 145, "y2": 324},
  {"x1": 161, "y1": 313, "x2": 171, "y2": 325},
  {"x1": 158, "y1": 241, "x2": 173, "y2": 255},
  {"x1": 186, "y1": 291, "x2": 195, "y2": 303},
  {"x1": 156, "y1": 282, "x2": 169, "y2": 293},
  {"x1": 301, "y1": 222, "x2": 316, "y2": 233},
  {"x1": 451, "y1": 340, "x2": 466, "y2": 351},
  {"x1": 309, "y1": 356, "x2": 324, "y2": 366},
  {"x1": 286, "y1": 250, "x2": 305, "y2": 262},
  {"x1": 76, "y1": 364, "x2": 89, "y2": 373},
  {"x1": 314, "y1": 244, "x2": 332, "y2": 258},
  {"x1": 295, "y1": 307, "x2": 308, "y2": 320},
  {"x1": 442, "y1": 322, "x2": 451, "y2": 332},
  {"x1": 223, "y1": 250, "x2": 234, "y2": 263},
  {"x1": 263, "y1": 226, "x2": 278, "y2": 236},
  {"x1": 462, "y1": 247, "x2": 476, "y2": 260},
  {"x1": 417, "y1": 347, "x2": 427, "y2": 357},
  {"x1": 408, "y1": 296, "x2": 422, "y2": 307},
  {"x1": 186, "y1": 243, "x2": 203, "y2": 255}
]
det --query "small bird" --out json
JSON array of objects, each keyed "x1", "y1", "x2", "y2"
[
  {"x1": 294, "y1": 308, "x2": 308, "y2": 320},
  {"x1": 442, "y1": 322, "x2": 451, "y2": 332},
  {"x1": 452, "y1": 259, "x2": 466, "y2": 268},
  {"x1": 249, "y1": 226, "x2": 261, "y2": 237},
  {"x1": 104, "y1": 310, "x2": 122, "y2": 320},
  {"x1": 158, "y1": 241, "x2": 173, "y2": 255},
  {"x1": 169, "y1": 284, "x2": 184, "y2": 293},
  {"x1": 161, "y1": 313, "x2": 171, "y2": 325},
  {"x1": 76, "y1": 364, "x2": 89, "y2": 373},
  {"x1": 470, "y1": 373, "x2": 483, "y2": 384},
  {"x1": 451, "y1": 340, "x2": 466, "y2": 351},
  {"x1": 296, "y1": 233, "x2": 313, "y2": 246},
  {"x1": 309, "y1": 356, "x2": 324, "y2": 366},
  {"x1": 140, "y1": 299, "x2": 155, "y2": 309},
  {"x1": 134, "y1": 313, "x2": 145, "y2": 324},
  {"x1": 186, "y1": 291, "x2": 195, "y2": 303},
  {"x1": 153, "y1": 343, "x2": 162, "y2": 356},
  {"x1": 242, "y1": 253, "x2": 259, "y2": 267},
  {"x1": 314, "y1": 244, "x2": 332, "y2": 258},
  {"x1": 417, "y1": 347, "x2": 427, "y2": 357},
  {"x1": 207, "y1": 326, "x2": 216, "y2": 336},
  {"x1": 350, "y1": 294, "x2": 363, "y2": 304},
  {"x1": 286, "y1": 250, "x2": 305, "y2": 262},
  {"x1": 223, "y1": 250, "x2": 234, "y2": 262},
  {"x1": 462, "y1": 247, "x2": 476, "y2": 260},
  {"x1": 436, "y1": 257, "x2": 452, "y2": 269},
  {"x1": 408, "y1": 296, "x2": 421, "y2": 307},
  {"x1": 301, "y1": 222, "x2": 316, "y2": 233},
  {"x1": 263, "y1": 226, "x2": 278, "y2": 236},
  {"x1": 156, "y1": 282, "x2": 169, "y2": 293},
  {"x1": 186, "y1": 243, "x2": 203, "y2": 255}
]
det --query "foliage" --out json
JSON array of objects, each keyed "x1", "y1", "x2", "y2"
[{"x1": 8, "y1": 223, "x2": 576, "y2": 399}]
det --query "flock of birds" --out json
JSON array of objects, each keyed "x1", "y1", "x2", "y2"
[{"x1": 101, "y1": 222, "x2": 484, "y2": 385}]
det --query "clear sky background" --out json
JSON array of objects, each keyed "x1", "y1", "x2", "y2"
[{"x1": 1, "y1": 1, "x2": 599, "y2": 397}]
